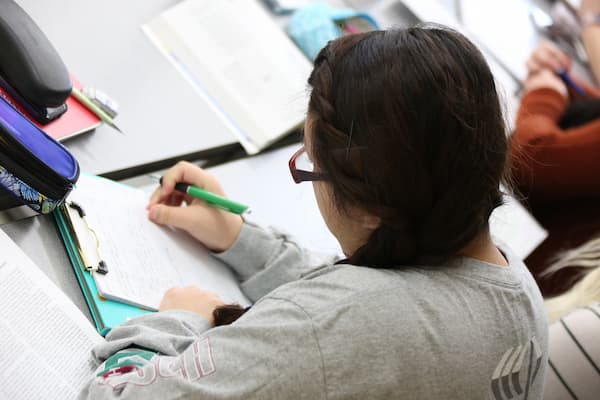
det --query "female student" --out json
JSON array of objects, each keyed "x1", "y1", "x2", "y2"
[{"x1": 82, "y1": 26, "x2": 548, "y2": 399}]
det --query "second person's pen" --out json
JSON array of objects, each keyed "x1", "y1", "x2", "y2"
[
  {"x1": 557, "y1": 69, "x2": 586, "y2": 96},
  {"x1": 158, "y1": 176, "x2": 250, "y2": 215}
]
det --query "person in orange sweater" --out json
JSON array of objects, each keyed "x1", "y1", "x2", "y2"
[
  {"x1": 511, "y1": 40, "x2": 600, "y2": 296},
  {"x1": 514, "y1": 0, "x2": 600, "y2": 201},
  {"x1": 512, "y1": 44, "x2": 600, "y2": 202}
]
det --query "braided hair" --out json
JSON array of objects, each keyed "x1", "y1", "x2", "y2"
[
  {"x1": 213, "y1": 26, "x2": 511, "y2": 326},
  {"x1": 308, "y1": 26, "x2": 509, "y2": 268}
]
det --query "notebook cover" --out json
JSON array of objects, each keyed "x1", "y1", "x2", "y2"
[
  {"x1": 53, "y1": 208, "x2": 152, "y2": 336},
  {"x1": 0, "y1": 74, "x2": 101, "y2": 142}
]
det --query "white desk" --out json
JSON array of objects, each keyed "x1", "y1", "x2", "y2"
[
  {"x1": 16, "y1": 0, "x2": 242, "y2": 178},
  {"x1": 12, "y1": 0, "x2": 536, "y2": 179}
]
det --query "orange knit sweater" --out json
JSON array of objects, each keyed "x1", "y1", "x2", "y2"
[{"x1": 511, "y1": 85, "x2": 600, "y2": 203}]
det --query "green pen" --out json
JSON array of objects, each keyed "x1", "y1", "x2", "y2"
[
  {"x1": 71, "y1": 87, "x2": 124, "y2": 134},
  {"x1": 158, "y1": 176, "x2": 250, "y2": 215}
]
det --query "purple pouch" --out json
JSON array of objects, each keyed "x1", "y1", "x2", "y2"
[{"x1": 0, "y1": 95, "x2": 79, "y2": 214}]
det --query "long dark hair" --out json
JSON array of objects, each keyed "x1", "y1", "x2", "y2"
[
  {"x1": 308, "y1": 26, "x2": 509, "y2": 267},
  {"x1": 214, "y1": 25, "x2": 510, "y2": 325}
]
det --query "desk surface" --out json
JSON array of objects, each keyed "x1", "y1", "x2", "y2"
[
  {"x1": 1, "y1": 0, "x2": 422, "y2": 321},
  {"x1": 13, "y1": 0, "x2": 455, "y2": 179},
  {"x1": 16, "y1": 0, "x2": 241, "y2": 178},
  {"x1": 4, "y1": 0, "x2": 554, "y2": 324},
  {"x1": 13, "y1": 0, "x2": 538, "y2": 179}
]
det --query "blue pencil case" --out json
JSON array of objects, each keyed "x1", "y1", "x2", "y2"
[{"x1": 0, "y1": 94, "x2": 79, "y2": 214}]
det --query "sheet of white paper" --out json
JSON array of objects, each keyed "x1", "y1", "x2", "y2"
[
  {"x1": 69, "y1": 173, "x2": 250, "y2": 310},
  {"x1": 490, "y1": 193, "x2": 548, "y2": 260},
  {"x1": 0, "y1": 229, "x2": 103, "y2": 400},
  {"x1": 142, "y1": 0, "x2": 312, "y2": 154}
]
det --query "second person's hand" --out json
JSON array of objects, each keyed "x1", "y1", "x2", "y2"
[
  {"x1": 147, "y1": 161, "x2": 243, "y2": 252},
  {"x1": 526, "y1": 41, "x2": 571, "y2": 76},
  {"x1": 523, "y1": 69, "x2": 568, "y2": 97}
]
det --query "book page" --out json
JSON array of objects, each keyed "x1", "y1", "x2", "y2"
[
  {"x1": 68, "y1": 173, "x2": 250, "y2": 311},
  {"x1": 142, "y1": 0, "x2": 312, "y2": 154},
  {"x1": 0, "y1": 229, "x2": 103, "y2": 400}
]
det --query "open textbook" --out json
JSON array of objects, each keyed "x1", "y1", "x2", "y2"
[
  {"x1": 142, "y1": 0, "x2": 313, "y2": 154},
  {"x1": 0, "y1": 228, "x2": 102, "y2": 399}
]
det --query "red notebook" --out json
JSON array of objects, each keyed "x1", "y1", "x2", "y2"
[{"x1": 0, "y1": 75, "x2": 101, "y2": 142}]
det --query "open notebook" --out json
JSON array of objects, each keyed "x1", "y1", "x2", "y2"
[
  {"x1": 60, "y1": 173, "x2": 250, "y2": 311},
  {"x1": 142, "y1": 0, "x2": 313, "y2": 154}
]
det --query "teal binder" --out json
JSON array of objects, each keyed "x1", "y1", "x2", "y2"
[{"x1": 53, "y1": 205, "x2": 152, "y2": 336}]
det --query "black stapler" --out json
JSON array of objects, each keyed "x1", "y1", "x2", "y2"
[{"x1": 0, "y1": 0, "x2": 72, "y2": 124}]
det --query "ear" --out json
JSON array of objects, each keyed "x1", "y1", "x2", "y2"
[{"x1": 360, "y1": 212, "x2": 381, "y2": 230}]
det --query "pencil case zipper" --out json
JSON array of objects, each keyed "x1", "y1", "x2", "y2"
[{"x1": 0, "y1": 131, "x2": 75, "y2": 199}]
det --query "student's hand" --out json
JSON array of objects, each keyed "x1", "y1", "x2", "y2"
[
  {"x1": 526, "y1": 41, "x2": 571, "y2": 76},
  {"x1": 159, "y1": 286, "x2": 224, "y2": 325},
  {"x1": 147, "y1": 161, "x2": 243, "y2": 252},
  {"x1": 523, "y1": 69, "x2": 568, "y2": 97}
]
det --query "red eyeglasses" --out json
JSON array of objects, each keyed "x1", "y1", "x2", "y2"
[{"x1": 288, "y1": 146, "x2": 327, "y2": 184}]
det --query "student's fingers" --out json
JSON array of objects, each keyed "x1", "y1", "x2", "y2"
[
  {"x1": 148, "y1": 186, "x2": 163, "y2": 207},
  {"x1": 148, "y1": 203, "x2": 202, "y2": 232},
  {"x1": 161, "y1": 161, "x2": 227, "y2": 197},
  {"x1": 147, "y1": 202, "x2": 243, "y2": 251},
  {"x1": 527, "y1": 42, "x2": 567, "y2": 73},
  {"x1": 159, "y1": 286, "x2": 224, "y2": 324},
  {"x1": 527, "y1": 42, "x2": 571, "y2": 75},
  {"x1": 147, "y1": 185, "x2": 190, "y2": 209},
  {"x1": 547, "y1": 43, "x2": 570, "y2": 69},
  {"x1": 168, "y1": 192, "x2": 186, "y2": 207},
  {"x1": 147, "y1": 161, "x2": 227, "y2": 208},
  {"x1": 523, "y1": 69, "x2": 568, "y2": 97},
  {"x1": 526, "y1": 58, "x2": 544, "y2": 76}
]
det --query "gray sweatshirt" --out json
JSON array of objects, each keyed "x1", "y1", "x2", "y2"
[{"x1": 81, "y1": 222, "x2": 548, "y2": 399}]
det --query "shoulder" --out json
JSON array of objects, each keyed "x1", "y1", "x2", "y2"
[
  {"x1": 259, "y1": 250, "x2": 543, "y2": 325},
  {"x1": 244, "y1": 256, "x2": 548, "y2": 398},
  {"x1": 264, "y1": 264, "x2": 420, "y2": 309}
]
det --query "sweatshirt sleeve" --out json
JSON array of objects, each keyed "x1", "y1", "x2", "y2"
[
  {"x1": 80, "y1": 298, "x2": 325, "y2": 400},
  {"x1": 212, "y1": 222, "x2": 337, "y2": 301},
  {"x1": 511, "y1": 88, "x2": 600, "y2": 201},
  {"x1": 512, "y1": 88, "x2": 567, "y2": 145}
]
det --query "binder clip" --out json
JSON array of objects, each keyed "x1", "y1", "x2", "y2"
[{"x1": 68, "y1": 201, "x2": 109, "y2": 275}]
